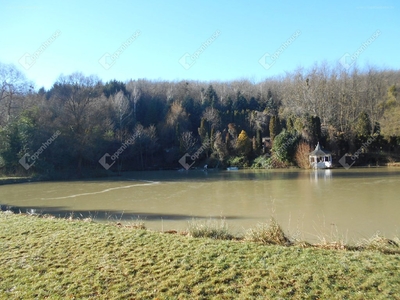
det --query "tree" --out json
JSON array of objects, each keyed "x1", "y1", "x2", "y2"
[
  {"x1": 355, "y1": 112, "x2": 372, "y2": 137},
  {"x1": 0, "y1": 121, "x2": 23, "y2": 173},
  {"x1": 248, "y1": 96, "x2": 259, "y2": 111},
  {"x1": 202, "y1": 107, "x2": 220, "y2": 130},
  {"x1": 145, "y1": 125, "x2": 158, "y2": 167},
  {"x1": 126, "y1": 81, "x2": 141, "y2": 123},
  {"x1": 295, "y1": 141, "x2": 312, "y2": 169},
  {"x1": 203, "y1": 84, "x2": 219, "y2": 108},
  {"x1": 0, "y1": 62, "x2": 32, "y2": 125},
  {"x1": 198, "y1": 118, "x2": 208, "y2": 144},
  {"x1": 264, "y1": 89, "x2": 279, "y2": 116},
  {"x1": 213, "y1": 131, "x2": 228, "y2": 163},
  {"x1": 103, "y1": 80, "x2": 127, "y2": 98},
  {"x1": 236, "y1": 130, "x2": 251, "y2": 156},
  {"x1": 162, "y1": 101, "x2": 189, "y2": 148},
  {"x1": 51, "y1": 72, "x2": 104, "y2": 175},
  {"x1": 112, "y1": 91, "x2": 132, "y2": 135},
  {"x1": 286, "y1": 116, "x2": 295, "y2": 133},
  {"x1": 270, "y1": 130, "x2": 300, "y2": 167},
  {"x1": 255, "y1": 129, "x2": 262, "y2": 151},
  {"x1": 249, "y1": 110, "x2": 269, "y2": 133},
  {"x1": 269, "y1": 116, "x2": 281, "y2": 141},
  {"x1": 354, "y1": 111, "x2": 373, "y2": 150},
  {"x1": 234, "y1": 91, "x2": 247, "y2": 111},
  {"x1": 309, "y1": 115, "x2": 322, "y2": 144},
  {"x1": 132, "y1": 124, "x2": 145, "y2": 169},
  {"x1": 180, "y1": 131, "x2": 197, "y2": 153},
  {"x1": 108, "y1": 91, "x2": 132, "y2": 174}
]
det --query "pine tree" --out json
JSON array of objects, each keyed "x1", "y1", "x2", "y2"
[{"x1": 203, "y1": 85, "x2": 218, "y2": 108}]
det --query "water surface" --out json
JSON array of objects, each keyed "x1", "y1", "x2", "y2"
[{"x1": 1, "y1": 168, "x2": 399, "y2": 243}]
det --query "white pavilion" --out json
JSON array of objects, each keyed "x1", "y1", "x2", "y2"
[{"x1": 309, "y1": 142, "x2": 332, "y2": 169}]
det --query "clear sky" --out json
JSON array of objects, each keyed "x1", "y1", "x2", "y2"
[{"x1": 1, "y1": 0, "x2": 398, "y2": 89}]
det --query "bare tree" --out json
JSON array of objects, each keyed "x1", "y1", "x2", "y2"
[
  {"x1": 249, "y1": 110, "x2": 269, "y2": 131},
  {"x1": 126, "y1": 81, "x2": 141, "y2": 123},
  {"x1": 180, "y1": 131, "x2": 197, "y2": 152},
  {"x1": 51, "y1": 72, "x2": 104, "y2": 175},
  {"x1": 111, "y1": 91, "x2": 132, "y2": 139},
  {"x1": 0, "y1": 62, "x2": 32, "y2": 124},
  {"x1": 202, "y1": 107, "x2": 220, "y2": 129}
]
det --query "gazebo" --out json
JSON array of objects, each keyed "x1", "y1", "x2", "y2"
[{"x1": 309, "y1": 142, "x2": 332, "y2": 169}]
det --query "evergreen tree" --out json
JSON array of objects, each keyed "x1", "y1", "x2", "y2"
[
  {"x1": 355, "y1": 112, "x2": 372, "y2": 138},
  {"x1": 256, "y1": 129, "x2": 262, "y2": 151},
  {"x1": 309, "y1": 116, "x2": 322, "y2": 143},
  {"x1": 264, "y1": 89, "x2": 279, "y2": 116},
  {"x1": 236, "y1": 130, "x2": 251, "y2": 156},
  {"x1": 270, "y1": 129, "x2": 300, "y2": 166},
  {"x1": 269, "y1": 116, "x2": 281, "y2": 141},
  {"x1": 198, "y1": 118, "x2": 207, "y2": 143},
  {"x1": 286, "y1": 116, "x2": 295, "y2": 133},
  {"x1": 203, "y1": 85, "x2": 219, "y2": 108},
  {"x1": 235, "y1": 91, "x2": 247, "y2": 111},
  {"x1": 354, "y1": 112, "x2": 372, "y2": 149}
]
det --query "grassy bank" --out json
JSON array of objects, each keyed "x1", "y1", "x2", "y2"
[{"x1": 1, "y1": 213, "x2": 400, "y2": 299}]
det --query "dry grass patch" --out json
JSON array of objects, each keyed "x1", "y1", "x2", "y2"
[
  {"x1": 187, "y1": 218, "x2": 234, "y2": 240},
  {"x1": 245, "y1": 218, "x2": 291, "y2": 246},
  {"x1": 356, "y1": 234, "x2": 400, "y2": 254}
]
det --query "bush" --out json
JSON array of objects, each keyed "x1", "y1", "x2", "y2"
[
  {"x1": 227, "y1": 156, "x2": 248, "y2": 167},
  {"x1": 245, "y1": 218, "x2": 291, "y2": 246},
  {"x1": 295, "y1": 142, "x2": 312, "y2": 169},
  {"x1": 187, "y1": 218, "x2": 233, "y2": 240},
  {"x1": 251, "y1": 155, "x2": 269, "y2": 168},
  {"x1": 356, "y1": 234, "x2": 400, "y2": 254},
  {"x1": 269, "y1": 130, "x2": 300, "y2": 167}
]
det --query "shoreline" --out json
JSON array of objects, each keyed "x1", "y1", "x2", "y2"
[
  {"x1": 1, "y1": 164, "x2": 400, "y2": 185},
  {"x1": 2, "y1": 211, "x2": 399, "y2": 254}
]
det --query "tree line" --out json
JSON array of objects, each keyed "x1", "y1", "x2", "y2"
[{"x1": 0, "y1": 61, "x2": 399, "y2": 177}]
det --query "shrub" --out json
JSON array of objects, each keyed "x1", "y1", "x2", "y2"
[
  {"x1": 251, "y1": 155, "x2": 269, "y2": 168},
  {"x1": 269, "y1": 130, "x2": 300, "y2": 167},
  {"x1": 187, "y1": 218, "x2": 233, "y2": 240},
  {"x1": 245, "y1": 218, "x2": 291, "y2": 246},
  {"x1": 356, "y1": 234, "x2": 400, "y2": 254},
  {"x1": 295, "y1": 141, "x2": 312, "y2": 169},
  {"x1": 227, "y1": 156, "x2": 248, "y2": 167}
]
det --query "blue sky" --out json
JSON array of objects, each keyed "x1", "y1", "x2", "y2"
[{"x1": 1, "y1": 0, "x2": 398, "y2": 89}]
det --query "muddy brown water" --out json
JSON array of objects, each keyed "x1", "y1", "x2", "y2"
[{"x1": 1, "y1": 168, "x2": 399, "y2": 243}]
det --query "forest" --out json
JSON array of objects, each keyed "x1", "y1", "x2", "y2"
[{"x1": 1, "y1": 61, "x2": 399, "y2": 178}]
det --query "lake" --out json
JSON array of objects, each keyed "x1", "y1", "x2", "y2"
[{"x1": 1, "y1": 168, "x2": 399, "y2": 243}]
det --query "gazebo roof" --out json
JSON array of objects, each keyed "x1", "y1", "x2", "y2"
[{"x1": 309, "y1": 142, "x2": 331, "y2": 156}]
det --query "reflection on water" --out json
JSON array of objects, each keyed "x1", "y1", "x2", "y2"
[
  {"x1": 1, "y1": 168, "x2": 400, "y2": 242},
  {"x1": 310, "y1": 169, "x2": 332, "y2": 182}
]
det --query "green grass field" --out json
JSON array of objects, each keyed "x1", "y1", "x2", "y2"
[{"x1": 1, "y1": 212, "x2": 399, "y2": 299}]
